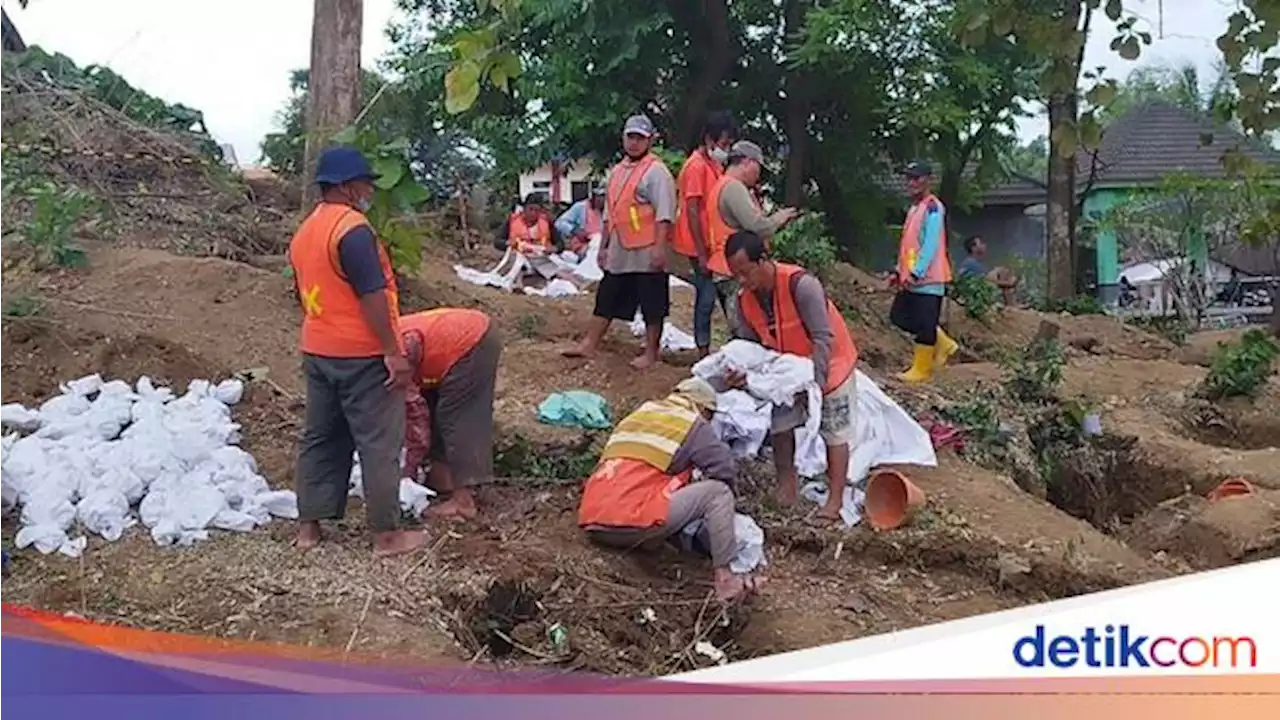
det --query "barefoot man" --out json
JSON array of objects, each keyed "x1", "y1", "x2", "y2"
[
  {"x1": 722, "y1": 231, "x2": 860, "y2": 524},
  {"x1": 399, "y1": 308, "x2": 502, "y2": 520},
  {"x1": 563, "y1": 114, "x2": 677, "y2": 370},
  {"x1": 578, "y1": 377, "x2": 764, "y2": 601},
  {"x1": 289, "y1": 146, "x2": 426, "y2": 557}
]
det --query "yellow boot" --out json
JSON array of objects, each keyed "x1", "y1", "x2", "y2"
[
  {"x1": 933, "y1": 327, "x2": 959, "y2": 369},
  {"x1": 898, "y1": 344, "x2": 935, "y2": 383}
]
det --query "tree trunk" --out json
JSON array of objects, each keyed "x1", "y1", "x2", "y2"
[
  {"x1": 812, "y1": 161, "x2": 856, "y2": 259},
  {"x1": 303, "y1": 0, "x2": 364, "y2": 208},
  {"x1": 780, "y1": 0, "x2": 812, "y2": 206},
  {"x1": 1045, "y1": 95, "x2": 1076, "y2": 300},
  {"x1": 673, "y1": 0, "x2": 733, "y2": 149}
]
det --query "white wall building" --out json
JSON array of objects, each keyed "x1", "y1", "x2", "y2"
[{"x1": 517, "y1": 158, "x2": 597, "y2": 205}]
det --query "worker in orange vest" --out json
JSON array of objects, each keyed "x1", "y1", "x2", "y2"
[
  {"x1": 578, "y1": 377, "x2": 764, "y2": 601},
  {"x1": 398, "y1": 308, "x2": 502, "y2": 521},
  {"x1": 702, "y1": 142, "x2": 800, "y2": 329},
  {"x1": 673, "y1": 111, "x2": 738, "y2": 357},
  {"x1": 554, "y1": 186, "x2": 606, "y2": 256},
  {"x1": 288, "y1": 146, "x2": 426, "y2": 558},
  {"x1": 721, "y1": 230, "x2": 860, "y2": 524},
  {"x1": 508, "y1": 193, "x2": 554, "y2": 255},
  {"x1": 563, "y1": 114, "x2": 677, "y2": 370},
  {"x1": 890, "y1": 161, "x2": 958, "y2": 383}
]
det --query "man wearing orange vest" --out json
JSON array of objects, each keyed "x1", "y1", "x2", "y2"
[
  {"x1": 508, "y1": 193, "x2": 554, "y2": 255},
  {"x1": 674, "y1": 111, "x2": 738, "y2": 357},
  {"x1": 890, "y1": 160, "x2": 958, "y2": 383},
  {"x1": 398, "y1": 308, "x2": 502, "y2": 521},
  {"x1": 703, "y1": 142, "x2": 800, "y2": 320},
  {"x1": 722, "y1": 231, "x2": 859, "y2": 524},
  {"x1": 288, "y1": 146, "x2": 426, "y2": 558},
  {"x1": 578, "y1": 377, "x2": 764, "y2": 601},
  {"x1": 563, "y1": 114, "x2": 677, "y2": 370}
]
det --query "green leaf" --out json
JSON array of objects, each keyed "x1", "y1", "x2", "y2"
[
  {"x1": 1051, "y1": 122, "x2": 1078, "y2": 159},
  {"x1": 371, "y1": 156, "x2": 405, "y2": 189},
  {"x1": 1104, "y1": 0, "x2": 1122, "y2": 21},
  {"x1": 331, "y1": 125, "x2": 360, "y2": 145},
  {"x1": 444, "y1": 60, "x2": 482, "y2": 115},
  {"x1": 487, "y1": 50, "x2": 522, "y2": 93},
  {"x1": 1078, "y1": 113, "x2": 1103, "y2": 150},
  {"x1": 1138, "y1": 31, "x2": 1152, "y2": 45},
  {"x1": 1085, "y1": 81, "x2": 1118, "y2": 107},
  {"x1": 1118, "y1": 37, "x2": 1141, "y2": 61},
  {"x1": 391, "y1": 180, "x2": 431, "y2": 210}
]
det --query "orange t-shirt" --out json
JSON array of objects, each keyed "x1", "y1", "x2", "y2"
[{"x1": 673, "y1": 149, "x2": 722, "y2": 258}]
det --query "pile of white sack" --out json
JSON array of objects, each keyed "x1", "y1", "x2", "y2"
[
  {"x1": 0, "y1": 373, "x2": 295, "y2": 556},
  {"x1": 692, "y1": 340, "x2": 938, "y2": 526}
]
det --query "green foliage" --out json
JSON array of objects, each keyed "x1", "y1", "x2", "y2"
[
  {"x1": 1034, "y1": 294, "x2": 1106, "y2": 316},
  {"x1": 1, "y1": 294, "x2": 46, "y2": 319},
  {"x1": 331, "y1": 125, "x2": 432, "y2": 272},
  {"x1": 1001, "y1": 337, "x2": 1066, "y2": 403},
  {"x1": 1125, "y1": 315, "x2": 1190, "y2": 346},
  {"x1": 515, "y1": 312, "x2": 544, "y2": 339},
  {"x1": 770, "y1": 212, "x2": 837, "y2": 275},
  {"x1": 1201, "y1": 329, "x2": 1280, "y2": 401},
  {"x1": 937, "y1": 391, "x2": 1006, "y2": 456},
  {"x1": 949, "y1": 273, "x2": 1000, "y2": 320},
  {"x1": 6, "y1": 46, "x2": 222, "y2": 161},
  {"x1": 17, "y1": 181, "x2": 94, "y2": 269},
  {"x1": 494, "y1": 434, "x2": 600, "y2": 479}
]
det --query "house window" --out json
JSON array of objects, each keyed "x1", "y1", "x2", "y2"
[
  {"x1": 532, "y1": 181, "x2": 551, "y2": 191},
  {"x1": 571, "y1": 181, "x2": 589, "y2": 202}
]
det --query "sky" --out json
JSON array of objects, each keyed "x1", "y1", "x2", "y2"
[{"x1": 5, "y1": 0, "x2": 1244, "y2": 165}]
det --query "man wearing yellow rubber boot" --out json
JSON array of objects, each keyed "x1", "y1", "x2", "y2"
[{"x1": 889, "y1": 161, "x2": 957, "y2": 383}]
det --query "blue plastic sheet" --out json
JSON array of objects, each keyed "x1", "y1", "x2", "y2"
[{"x1": 536, "y1": 391, "x2": 612, "y2": 430}]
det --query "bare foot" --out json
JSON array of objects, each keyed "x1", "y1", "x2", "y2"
[
  {"x1": 630, "y1": 353, "x2": 659, "y2": 370},
  {"x1": 295, "y1": 521, "x2": 321, "y2": 550},
  {"x1": 714, "y1": 569, "x2": 767, "y2": 601},
  {"x1": 425, "y1": 494, "x2": 479, "y2": 520},
  {"x1": 372, "y1": 529, "x2": 429, "y2": 558},
  {"x1": 561, "y1": 343, "x2": 597, "y2": 359},
  {"x1": 775, "y1": 483, "x2": 798, "y2": 507},
  {"x1": 806, "y1": 506, "x2": 843, "y2": 527}
]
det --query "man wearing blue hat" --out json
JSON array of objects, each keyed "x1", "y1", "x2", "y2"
[{"x1": 288, "y1": 145, "x2": 427, "y2": 558}]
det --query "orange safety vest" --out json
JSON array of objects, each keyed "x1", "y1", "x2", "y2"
[
  {"x1": 583, "y1": 204, "x2": 603, "y2": 237},
  {"x1": 606, "y1": 153, "x2": 664, "y2": 249},
  {"x1": 704, "y1": 174, "x2": 765, "y2": 277},
  {"x1": 737, "y1": 262, "x2": 859, "y2": 394},
  {"x1": 508, "y1": 212, "x2": 552, "y2": 252},
  {"x1": 289, "y1": 202, "x2": 401, "y2": 358},
  {"x1": 673, "y1": 149, "x2": 722, "y2": 258},
  {"x1": 897, "y1": 194, "x2": 953, "y2": 286},
  {"x1": 578, "y1": 458, "x2": 693, "y2": 530},
  {"x1": 399, "y1": 308, "x2": 493, "y2": 388}
]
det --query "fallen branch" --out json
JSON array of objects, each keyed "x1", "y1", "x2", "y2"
[{"x1": 344, "y1": 590, "x2": 375, "y2": 653}]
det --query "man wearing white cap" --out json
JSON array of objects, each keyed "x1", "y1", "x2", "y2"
[
  {"x1": 564, "y1": 114, "x2": 677, "y2": 370},
  {"x1": 577, "y1": 377, "x2": 764, "y2": 601}
]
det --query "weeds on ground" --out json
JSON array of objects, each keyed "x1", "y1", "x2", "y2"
[
  {"x1": 494, "y1": 435, "x2": 601, "y2": 481},
  {"x1": 1000, "y1": 337, "x2": 1066, "y2": 403},
  {"x1": 948, "y1": 273, "x2": 1000, "y2": 320},
  {"x1": 1201, "y1": 329, "x2": 1280, "y2": 400},
  {"x1": 16, "y1": 182, "x2": 95, "y2": 269},
  {"x1": 1126, "y1": 315, "x2": 1190, "y2": 346},
  {"x1": 1, "y1": 294, "x2": 46, "y2": 319},
  {"x1": 1034, "y1": 295, "x2": 1107, "y2": 316},
  {"x1": 515, "y1": 312, "x2": 545, "y2": 339}
]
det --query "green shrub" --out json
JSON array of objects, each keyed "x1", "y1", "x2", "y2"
[
  {"x1": 949, "y1": 273, "x2": 1000, "y2": 320},
  {"x1": 1202, "y1": 329, "x2": 1280, "y2": 400},
  {"x1": 770, "y1": 212, "x2": 837, "y2": 274}
]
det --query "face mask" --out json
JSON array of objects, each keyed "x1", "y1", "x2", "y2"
[
  {"x1": 356, "y1": 197, "x2": 373, "y2": 213},
  {"x1": 709, "y1": 147, "x2": 729, "y2": 165}
]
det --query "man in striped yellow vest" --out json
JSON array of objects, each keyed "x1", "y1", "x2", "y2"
[{"x1": 577, "y1": 378, "x2": 763, "y2": 601}]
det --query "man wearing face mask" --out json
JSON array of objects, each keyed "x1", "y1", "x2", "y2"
[
  {"x1": 288, "y1": 146, "x2": 425, "y2": 558},
  {"x1": 674, "y1": 111, "x2": 738, "y2": 357},
  {"x1": 704, "y1": 141, "x2": 800, "y2": 289},
  {"x1": 564, "y1": 114, "x2": 677, "y2": 370}
]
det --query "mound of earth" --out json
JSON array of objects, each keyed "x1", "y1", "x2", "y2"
[{"x1": 6, "y1": 236, "x2": 1223, "y2": 673}]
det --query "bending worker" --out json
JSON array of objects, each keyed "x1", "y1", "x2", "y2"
[
  {"x1": 289, "y1": 146, "x2": 426, "y2": 557},
  {"x1": 890, "y1": 160, "x2": 958, "y2": 383},
  {"x1": 723, "y1": 231, "x2": 859, "y2": 525},
  {"x1": 554, "y1": 186, "x2": 606, "y2": 257},
  {"x1": 578, "y1": 377, "x2": 763, "y2": 601},
  {"x1": 674, "y1": 111, "x2": 738, "y2": 357},
  {"x1": 398, "y1": 307, "x2": 502, "y2": 520}
]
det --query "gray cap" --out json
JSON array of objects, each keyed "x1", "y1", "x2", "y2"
[
  {"x1": 728, "y1": 140, "x2": 764, "y2": 163},
  {"x1": 623, "y1": 114, "x2": 656, "y2": 137},
  {"x1": 904, "y1": 160, "x2": 933, "y2": 178}
]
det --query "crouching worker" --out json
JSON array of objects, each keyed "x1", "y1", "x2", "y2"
[
  {"x1": 399, "y1": 308, "x2": 502, "y2": 520},
  {"x1": 578, "y1": 378, "x2": 764, "y2": 601}
]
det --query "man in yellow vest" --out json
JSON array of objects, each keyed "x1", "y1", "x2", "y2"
[
  {"x1": 721, "y1": 231, "x2": 860, "y2": 524},
  {"x1": 890, "y1": 160, "x2": 958, "y2": 383},
  {"x1": 578, "y1": 378, "x2": 764, "y2": 601},
  {"x1": 563, "y1": 115, "x2": 677, "y2": 370},
  {"x1": 288, "y1": 146, "x2": 426, "y2": 558}
]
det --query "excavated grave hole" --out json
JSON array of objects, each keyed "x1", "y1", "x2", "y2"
[{"x1": 1180, "y1": 398, "x2": 1280, "y2": 451}]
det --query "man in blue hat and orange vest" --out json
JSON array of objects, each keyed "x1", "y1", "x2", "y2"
[
  {"x1": 288, "y1": 145, "x2": 427, "y2": 558},
  {"x1": 890, "y1": 160, "x2": 959, "y2": 383}
]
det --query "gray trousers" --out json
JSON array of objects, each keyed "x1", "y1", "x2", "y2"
[
  {"x1": 296, "y1": 354, "x2": 405, "y2": 533},
  {"x1": 585, "y1": 481, "x2": 737, "y2": 568}
]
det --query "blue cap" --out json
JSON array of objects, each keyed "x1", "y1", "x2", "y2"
[{"x1": 315, "y1": 146, "x2": 378, "y2": 185}]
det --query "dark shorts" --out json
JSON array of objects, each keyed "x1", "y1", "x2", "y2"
[
  {"x1": 425, "y1": 324, "x2": 502, "y2": 485},
  {"x1": 890, "y1": 291, "x2": 943, "y2": 345},
  {"x1": 593, "y1": 271, "x2": 670, "y2": 324}
]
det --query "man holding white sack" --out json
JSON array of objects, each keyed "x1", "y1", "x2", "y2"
[
  {"x1": 554, "y1": 186, "x2": 606, "y2": 258},
  {"x1": 721, "y1": 230, "x2": 860, "y2": 525}
]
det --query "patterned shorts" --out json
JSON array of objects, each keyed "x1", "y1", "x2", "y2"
[{"x1": 769, "y1": 372, "x2": 857, "y2": 446}]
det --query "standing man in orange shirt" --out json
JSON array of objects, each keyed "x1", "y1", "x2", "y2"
[
  {"x1": 288, "y1": 146, "x2": 426, "y2": 558},
  {"x1": 674, "y1": 111, "x2": 738, "y2": 357}
]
